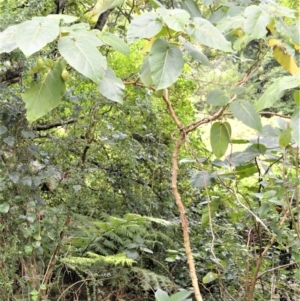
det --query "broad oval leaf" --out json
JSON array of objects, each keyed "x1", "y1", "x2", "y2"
[
  {"x1": 127, "y1": 12, "x2": 163, "y2": 44},
  {"x1": 58, "y1": 36, "x2": 107, "y2": 84},
  {"x1": 244, "y1": 5, "x2": 271, "y2": 39},
  {"x1": 210, "y1": 121, "x2": 231, "y2": 158},
  {"x1": 203, "y1": 272, "x2": 218, "y2": 284},
  {"x1": 230, "y1": 100, "x2": 262, "y2": 132},
  {"x1": 190, "y1": 171, "x2": 213, "y2": 188},
  {"x1": 186, "y1": 17, "x2": 232, "y2": 52},
  {"x1": 99, "y1": 32, "x2": 130, "y2": 56},
  {"x1": 255, "y1": 75, "x2": 300, "y2": 111},
  {"x1": 0, "y1": 202, "x2": 10, "y2": 213},
  {"x1": 180, "y1": 37, "x2": 212, "y2": 67},
  {"x1": 98, "y1": 67, "x2": 124, "y2": 103},
  {"x1": 140, "y1": 56, "x2": 154, "y2": 87},
  {"x1": 207, "y1": 89, "x2": 230, "y2": 106},
  {"x1": 180, "y1": 0, "x2": 202, "y2": 18},
  {"x1": 169, "y1": 290, "x2": 193, "y2": 301},
  {"x1": 15, "y1": 18, "x2": 60, "y2": 57},
  {"x1": 0, "y1": 25, "x2": 18, "y2": 53},
  {"x1": 149, "y1": 39, "x2": 184, "y2": 90},
  {"x1": 291, "y1": 108, "x2": 300, "y2": 147},
  {"x1": 23, "y1": 62, "x2": 66, "y2": 122},
  {"x1": 279, "y1": 128, "x2": 292, "y2": 148},
  {"x1": 157, "y1": 8, "x2": 190, "y2": 31}
]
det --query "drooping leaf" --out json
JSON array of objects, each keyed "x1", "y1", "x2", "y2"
[
  {"x1": 244, "y1": 5, "x2": 271, "y2": 39},
  {"x1": 180, "y1": 0, "x2": 202, "y2": 18},
  {"x1": 230, "y1": 100, "x2": 262, "y2": 132},
  {"x1": 190, "y1": 171, "x2": 213, "y2": 188},
  {"x1": 157, "y1": 8, "x2": 190, "y2": 32},
  {"x1": 15, "y1": 18, "x2": 60, "y2": 57},
  {"x1": 186, "y1": 17, "x2": 232, "y2": 52},
  {"x1": 291, "y1": 108, "x2": 300, "y2": 147},
  {"x1": 155, "y1": 289, "x2": 169, "y2": 301},
  {"x1": 255, "y1": 74, "x2": 300, "y2": 111},
  {"x1": 279, "y1": 128, "x2": 292, "y2": 148},
  {"x1": 22, "y1": 62, "x2": 66, "y2": 122},
  {"x1": 98, "y1": 67, "x2": 124, "y2": 103},
  {"x1": 140, "y1": 56, "x2": 153, "y2": 87},
  {"x1": 149, "y1": 39, "x2": 184, "y2": 90},
  {"x1": 127, "y1": 12, "x2": 163, "y2": 44},
  {"x1": 169, "y1": 290, "x2": 193, "y2": 301},
  {"x1": 207, "y1": 89, "x2": 230, "y2": 106},
  {"x1": 201, "y1": 198, "x2": 220, "y2": 228},
  {"x1": 210, "y1": 121, "x2": 231, "y2": 158},
  {"x1": 0, "y1": 25, "x2": 18, "y2": 53},
  {"x1": 203, "y1": 271, "x2": 218, "y2": 284},
  {"x1": 180, "y1": 37, "x2": 212, "y2": 67},
  {"x1": 99, "y1": 32, "x2": 130, "y2": 56},
  {"x1": 273, "y1": 45, "x2": 300, "y2": 75},
  {"x1": 58, "y1": 35, "x2": 107, "y2": 84}
]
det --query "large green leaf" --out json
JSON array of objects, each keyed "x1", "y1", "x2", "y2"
[
  {"x1": 58, "y1": 36, "x2": 107, "y2": 84},
  {"x1": 201, "y1": 198, "x2": 220, "y2": 228},
  {"x1": 190, "y1": 171, "x2": 213, "y2": 188},
  {"x1": 179, "y1": 37, "x2": 212, "y2": 67},
  {"x1": 0, "y1": 25, "x2": 18, "y2": 53},
  {"x1": 99, "y1": 32, "x2": 130, "y2": 56},
  {"x1": 230, "y1": 100, "x2": 262, "y2": 132},
  {"x1": 255, "y1": 75, "x2": 300, "y2": 111},
  {"x1": 140, "y1": 56, "x2": 153, "y2": 87},
  {"x1": 207, "y1": 89, "x2": 230, "y2": 106},
  {"x1": 203, "y1": 271, "x2": 218, "y2": 284},
  {"x1": 89, "y1": 0, "x2": 125, "y2": 17},
  {"x1": 291, "y1": 108, "x2": 300, "y2": 147},
  {"x1": 279, "y1": 128, "x2": 292, "y2": 148},
  {"x1": 157, "y1": 8, "x2": 190, "y2": 31},
  {"x1": 155, "y1": 289, "x2": 169, "y2": 301},
  {"x1": 15, "y1": 18, "x2": 60, "y2": 57},
  {"x1": 127, "y1": 12, "x2": 163, "y2": 44},
  {"x1": 180, "y1": 0, "x2": 202, "y2": 18},
  {"x1": 149, "y1": 39, "x2": 184, "y2": 90},
  {"x1": 244, "y1": 5, "x2": 271, "y2": 39},
  {"x1": 210, "y1": 121, "x2": 231, "y2": 158},
  {"x1": 98, "y1": 67, "x2": 124, "y2": 103},
  {"x1": 169, "y1": 290, "x2": 193, "y2": 301},
  {"x1": 186, "y1": 17, "x2": 232, "y2": 52},
  {"x1": 22, "y1": 62, "x2": 66, "y2": 122}
]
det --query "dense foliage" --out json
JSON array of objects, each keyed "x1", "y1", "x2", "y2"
[{"x1": 0, "y1": 0, "x2": 299, "y2": 301}]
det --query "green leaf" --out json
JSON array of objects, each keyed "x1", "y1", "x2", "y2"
[
  {"x1": 169, "y1": 290, "x2": 193, "y2": 301},
  {"x1": 140, "y1": 56, "x2": 154, "y2": 87},
  {"x1": 98, "y1": 67, "x2": 124, "y2": 103},
  {"x1": 46, "y1": 14, "x2": 78, "y2": 23},
  {"x1": 15, "y1": 18, "x2": 60, "y2": 57},
  {"x1": 0, "y1": 202, "x2": 10, "y2": 213},
  {"x1": 149, "y1": 39, "x2": 184, "y2": 90},
  {"x1": 155, "y1": 289, "x2": 169, "y2": 301},
  {"x1": 279, "y1": 128, "x2": 292, "y2": 148},
  {"x1": 0, "y1": 25, "x2": 18, "y2": 53},
  {"x1": 68, "y1": 27, "x2": 104, "y2": 47},
  {"x1": 58, "y1": 35, "x2": 107, "y2": 84},
  {"x1": 255, "y1": 75, "x2": 300, "y2": 111},
  {"x1": 190, "y1": 171, "x2": 213, "y2": 188},
  {"x1": 201, "y1": 198, "x2": 220, "y2": 228},
  {"x1": 244, "y1": 5, "x2": 271, "y2": 39},
  {"x1": 230, "y1": 86, "x2": 246, "y2": 95},
  {"x1": 291, "y1": 108, "x2": 300, "y2": 146},
  {"x1": 210, "y1": 121, "x2": 231, "y2": 158},
  {"x1": 127, "y1": 12, "x2": 163, "y2": 44},
  {"x1": 99, "y1": 32, "x2": 130, "y2": 56},
  {"x1": 293, "y1": 90, "x2": 300, "y2": 106},
  {"x1": 295, "y1": 269, "x2": 300, "y2": 280},
  {"x1": 230, "y1": 100, "x2": 262, "y2": 132},
  {"x1": 180, "y1": 0, "x2": 202, "y2": 19},
  {"x1": 180, "y1": 37, "x2": 212, "y2": 67},
  {"x1": 186, "y1": 17, "x2": 232, "y2": 52},
  {"x1": 157, "y1": 8, "x2": 190, "y2": 31},
  {"x1": 0, "y1": 125, "x2": 7, "y2": 135},
  {"x1": 24, "y1": 245, "x2": 33, "y2": 255},
  {"x1": 207, "y1": 89, "x2": 230, "y2": 106},
  {"x1": 203, "y1": 271, "x2": 218, "y2": 284},
  {"x1": 23, "y1": 62, "x2": 66, "y2": 122}
]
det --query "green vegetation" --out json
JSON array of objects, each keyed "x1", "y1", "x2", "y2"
[{"x1": 0, "y1": 0, "x2": 299, "y2": 300}]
